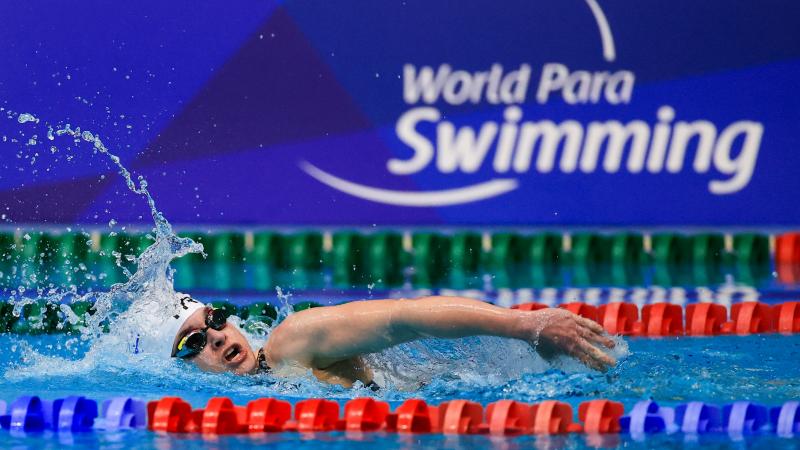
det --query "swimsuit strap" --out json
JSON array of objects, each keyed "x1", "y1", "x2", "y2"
[{"x1": 256, "y1": 348, "x2": 272, "y2": 374}]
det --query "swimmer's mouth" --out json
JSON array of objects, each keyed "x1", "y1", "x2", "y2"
[{"x1": 224, "y1": 344, "x2": 243, "y2": 364}]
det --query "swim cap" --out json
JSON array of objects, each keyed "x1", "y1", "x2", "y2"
[
  {"x1": 128, "y1": 292, "x2": 206, "y2": 357},
  {"x1": 164, "y1": 293, "x2": 206, "y2": 356}
]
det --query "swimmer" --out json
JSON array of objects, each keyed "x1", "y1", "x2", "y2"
[{"x1": 165, "y1": 295, "x2": 616, "y2": 388}]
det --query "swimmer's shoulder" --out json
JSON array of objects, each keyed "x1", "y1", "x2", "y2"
[
  {"x1": 262, "y1": 303, "x2": 349, "y2": 368},
  {"x1": 262, "y1": 312, "x2": 311, "y2": 368}
]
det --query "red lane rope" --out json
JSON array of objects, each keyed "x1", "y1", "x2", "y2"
[
  {"x1": 145, "y1": 397, "x2": 623, "y2": 435},
  {"x1": 511, "y1": 300, "x2": 800, "y2": 336}
]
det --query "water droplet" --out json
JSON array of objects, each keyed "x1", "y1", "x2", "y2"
[{"x1": 17, "y1": 113, "x2": 39, "y2": 124}]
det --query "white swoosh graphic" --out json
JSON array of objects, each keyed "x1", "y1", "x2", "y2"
[
  {"x1": 300, "y1": 161, "x2": 519, "y2": 207},
  {"x1": 585, "y1": 0, "x2": 616, "y2": 62}
]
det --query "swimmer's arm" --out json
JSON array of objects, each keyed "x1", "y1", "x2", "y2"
[
  {"x1": 264, "y1": 296, "x2": 615, "y2": 371},
  {"x1": 265, "y1": 297, "x2": 514, "y2": 369}
]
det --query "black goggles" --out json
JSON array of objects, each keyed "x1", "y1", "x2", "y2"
[{"x1": 173, "y1": 308, "x2": 228, "y2": 359}]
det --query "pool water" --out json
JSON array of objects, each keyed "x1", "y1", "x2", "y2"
[
  {"x1": 0, "y1": 117, "x2": 796, "y2": 448},
  {"x1": 1, "y1": 292, "x2": 799, "y2": 449},
  {"x1": 2, "y1": 427, "x2": 799, "y2": 449}
]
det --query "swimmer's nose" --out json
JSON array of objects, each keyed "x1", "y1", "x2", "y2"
[{"x1": 207, "y1": 327, "x2": 226, "y2": 350}]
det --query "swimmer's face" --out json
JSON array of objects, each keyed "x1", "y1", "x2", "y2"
[{"x1": 171, "y1": 307, "x2": 258, "y2": 375}]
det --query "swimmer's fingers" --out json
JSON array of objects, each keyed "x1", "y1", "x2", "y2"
[
  {"x1": 573, "y1": 345, "x2": 607, "y2": 372},
  {"x1": 578, "y1": 325, "x2": 615, "y2": 349},
  {"x1": 575, "y1": 338, "x2": 616, "y2": 372},
  {"x1": 572, "y1": 314, "x2": 614, "y2": 348},
  {"x1": 548, "y1": 334, "x2": 604, "y2": 371},
  {"x1": 576, "y1": 316, "x2": 607, "y2": 337},
  {"x1": 573, "y1": 351, "x2": 602, "y2": 371}
]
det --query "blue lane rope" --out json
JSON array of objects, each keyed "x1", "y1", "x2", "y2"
[{"x1": 1, "y1": 395, "x2": 798, "y2": 438}]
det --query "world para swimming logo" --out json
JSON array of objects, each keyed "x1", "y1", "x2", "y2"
[{"x1": 301, "y1": 0, "x2": 764, "y2": 207}]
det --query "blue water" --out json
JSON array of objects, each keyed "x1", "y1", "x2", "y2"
[
  {"x1": 2, "y1": 428, "x2": 799, "y2": 449},
  {"x1": 1, "y1": 293, "x2": 799, "y2": 448}
]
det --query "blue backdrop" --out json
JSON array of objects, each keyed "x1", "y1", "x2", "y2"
[{"x1": 0, "y1": 0, "x2": 798, "y2": 226}]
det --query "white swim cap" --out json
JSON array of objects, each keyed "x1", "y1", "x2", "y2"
[
  {"x1": 129, "y1": 292, "x2": 206, "y2": 357},
  {"x1": 163, "y1": 293, "x2": 206, "y2": 356}
]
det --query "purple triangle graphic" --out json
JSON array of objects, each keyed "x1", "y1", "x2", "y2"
[
  {"x1": 0, "y1": 177, "x2": 105, "y2": 223},
  {"x1": 136, "y1": 7, "x2": 372, "y2": 168}
]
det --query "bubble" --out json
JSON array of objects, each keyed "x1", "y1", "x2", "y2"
[{"x1": 17, "y1": 113, "x2": 39, "y2": 124}]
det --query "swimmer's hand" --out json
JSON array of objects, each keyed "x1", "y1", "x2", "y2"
[{"x1": 523, "y1": 308, "x2": 616, "y2": 372}]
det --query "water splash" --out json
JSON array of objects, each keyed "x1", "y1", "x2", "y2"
[
  {"x1": 17, "y1": 113, "x2": 39, "y2": 124},
  {"x1": 3, "y1": 113, "x2": 204, "y2": 377},
  {"x1": 1, "y1": 111, "x2": 627, "y2": 398}
]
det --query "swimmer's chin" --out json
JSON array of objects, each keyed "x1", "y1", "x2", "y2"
[{"x1": 231, "y1": 348, "x2": 259, "y2": 375}]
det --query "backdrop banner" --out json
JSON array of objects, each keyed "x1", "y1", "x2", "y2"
[{"x1": 1, "y1": 1, "x2": 798, "y2": 226}]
